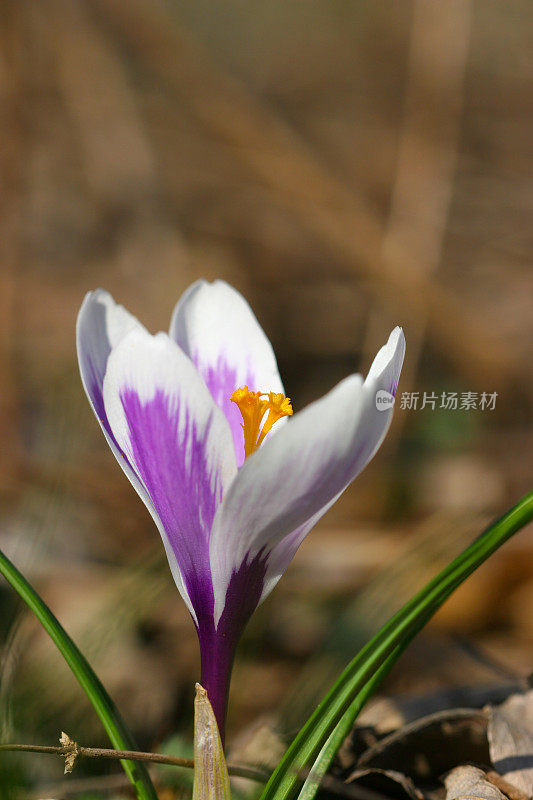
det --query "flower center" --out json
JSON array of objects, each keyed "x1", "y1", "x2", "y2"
[{"x1": 231, "y1": 385, "x2": 293, "y2": 459}]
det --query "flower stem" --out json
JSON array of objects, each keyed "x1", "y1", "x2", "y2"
[{"x1": 198, "y1": 622, "x2": 237, "y2": 745}]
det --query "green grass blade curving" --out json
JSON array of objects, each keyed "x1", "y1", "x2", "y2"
[
  {"x1": 262, "y1": 491, "x2": 533, "y2": 800},
  {"x1": 297, "y1": 645, "x2": 403, "y2": 800},
  {"x1": 0, "y1": 548, "x2": 158, "y2": 800}
]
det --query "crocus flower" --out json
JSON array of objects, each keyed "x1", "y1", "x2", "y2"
[{"x1": 77, "y1": 280, "x2": 405, "y2": 740}]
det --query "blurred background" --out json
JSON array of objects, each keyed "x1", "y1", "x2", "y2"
[{"x1": 1, "y1": 0, "x2": 532, "y2": 796}]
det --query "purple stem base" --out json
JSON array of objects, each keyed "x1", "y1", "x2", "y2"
[
  {"x1": 195, "y1": 550, "x2": 269, "y2": 745},
  {"x1": 198, "y1": 621, "x2": 237, "y2": 745}
]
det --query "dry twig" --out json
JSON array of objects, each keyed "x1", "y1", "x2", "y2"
[{"x1": 0, "y1": 736, "x2": 268, "y2": 782}]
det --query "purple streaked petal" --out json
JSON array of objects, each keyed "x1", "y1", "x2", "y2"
[
  {"x1": 200, "y1": 357, "x2": 254, "y2": 467},
  {"x1": 209, "y1": 328, "x2": 405, "y2": 623},
  {"x1": 169, "y1": 280, "x2": 286, "y2": 464},
  {"x1": 76, "y1": 289, "x2": 160, "y2": 513},
  {"x1": 120, "y1": 390, "x2": 222, "y2": 615},
  {"x1": 76, "y1": 292, "x2": 195, "y2": 608},
  {"x1": 103, "y1": 329, "x2": 237, "y2": 622},
  {"x1": 209, "y1": 374, "x2": 364, "y2": 623},
  {"x1": 258, "y1": 331, "x2": 407, "y2": 621}
]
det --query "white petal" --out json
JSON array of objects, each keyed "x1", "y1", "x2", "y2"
[
  {"x1": 103, "y1": 329, "x2": 237, "y2": 623},
  {"x1": 365, "y1": 326, "x2": 406, "y2": 397},
  {"x1": 77, "y1": 289, "x2": 144, "y2": 429},
  {"x1": 77, "y1": 292, "x2": 197, "y2": 614},
  {"x1": 209, "y1": 327, "x2": 405, "y2": 624},
  {"x1": 209, "y1": 374, "x2": 363, "y2": 624},
  {"x1": 169, "y1": 280, "x2": 285, "y2": 465},
  {"x1": 76, "y1": 289, "x2": 152, "y2": 512}
]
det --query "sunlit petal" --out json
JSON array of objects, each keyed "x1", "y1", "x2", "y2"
[
  {"x1": 103, "y1": 328, "x2": 237, "y2": 623},
  {"x1": 210, "y1": 328, "x2": 405, "y2": 624},
  {"x1": 170, "y1": 280, "x2": 285, "y2": 465}
]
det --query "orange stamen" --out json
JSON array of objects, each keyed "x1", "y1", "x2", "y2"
[{"x1": 231, "y1": 386, "x2": 293, "y2": 458}]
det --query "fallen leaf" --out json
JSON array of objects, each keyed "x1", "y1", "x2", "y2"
[
  {"x1": 356, "y1": 708, "x2": 488, "y2": 781},
  {"x1": 487, "y1": 690, "x2": 533, "y2": 796},
  {"x1": 444, "y1": 765, "x2": 506, "y2": 800}
]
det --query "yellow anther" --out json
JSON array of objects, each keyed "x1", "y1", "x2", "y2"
[
  {"x1": 256, "y1": 392, "x2": 293, "y2": 448},
  {"x1": 231, "y1": 385, "x2": 293, "y2": 458}
]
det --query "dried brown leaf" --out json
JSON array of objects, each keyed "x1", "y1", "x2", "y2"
[
  {"x1": 487, "y1": 690, "x2": 533, "y2": 797},
  {"x1": 444, "y1": 765, "x2": 507, "y2": 800},
  {"x1": 356, "y1": 708, "x2": 489, "y2": 781}
]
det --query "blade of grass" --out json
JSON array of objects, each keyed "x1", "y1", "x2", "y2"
[
  {"x1": 298, "y1": 604, "x2": 444, "y2": 800},
  {"x1": 0, "y1": 548, "x2": 158, "y2": 800},
  {"x1": 261, "y1": 491, "x2": 533, "y2": 800},
  {"x1": 298, "y1": 645, "x2": 404, "y2": 800}
]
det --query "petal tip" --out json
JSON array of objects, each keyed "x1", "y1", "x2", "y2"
[{"x1": 364, "y1": 325, "x2": 406, "y2": 397}]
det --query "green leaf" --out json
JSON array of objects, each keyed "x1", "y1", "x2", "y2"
[
  {"x1": 261, "y1": 491, "x2": 533, "y2": 800},
  {"x1": 0, "y1": 548, "x2": 158, "y2": 800},
  {"x1": 297, "y1": 645, "x2": 403, "y2": 800}
]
